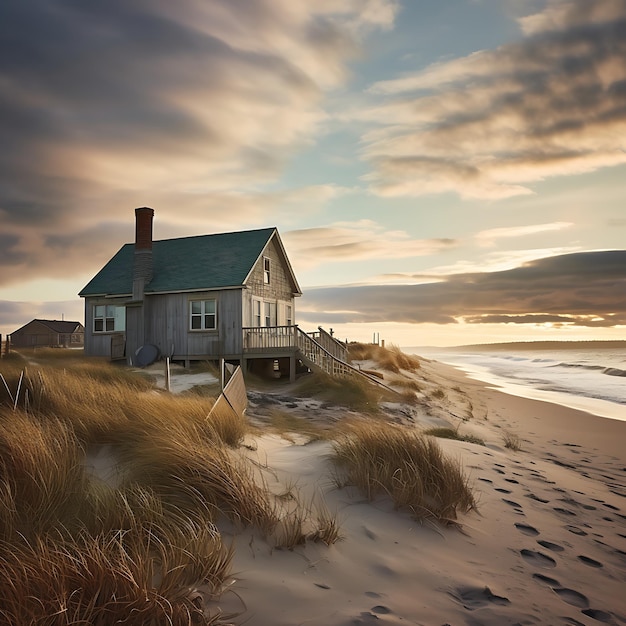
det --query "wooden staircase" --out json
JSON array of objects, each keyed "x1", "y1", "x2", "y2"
[{"x1": 295, "y1": 327, "x2": 397, "y2": 393}]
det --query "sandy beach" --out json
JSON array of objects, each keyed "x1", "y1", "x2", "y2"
[{"x1": 214, "y1": 357, "x2": 626, "y2": 626}]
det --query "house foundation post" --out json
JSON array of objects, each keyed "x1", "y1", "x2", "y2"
[{"x1": 289, "y1": 355, "x2": 296, "y2": 383}]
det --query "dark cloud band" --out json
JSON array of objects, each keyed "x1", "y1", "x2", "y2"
[{"x1": 301, "y1": 250, "x2": 626, "y2": 328}]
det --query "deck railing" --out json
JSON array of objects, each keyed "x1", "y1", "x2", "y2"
[{"x1": 242, "y1": 325, "x2": 298, "y2": 351}]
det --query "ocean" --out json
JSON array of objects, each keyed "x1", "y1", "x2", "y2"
[{"x1": 407, "y1": 343, "x2": 626, "y2": 422}]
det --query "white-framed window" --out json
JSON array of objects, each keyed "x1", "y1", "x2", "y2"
[
  {"x1": 285, "y1": 304, "x2": 293, "y2": 326},
  {"x1": 252, "y1": 299, "x2": 262, "y2": 327},
  {"x1": 190, "y1": 299, "x2": 216, "y2": 330},
  {"x1": 263, "y1": 301, "x2": 276, "y2": 327},
  {"x1": 263, "y1": 257, "x2": 271, "y2": 284},
  {"x1": 94, "y1": 304, "x2": 125, "y2": 333}
]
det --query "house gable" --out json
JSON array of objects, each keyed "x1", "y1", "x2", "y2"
[{"x1": 245, "y1": 234, "x2": 301, "y2": 301}]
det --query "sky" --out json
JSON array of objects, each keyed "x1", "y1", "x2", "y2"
[{"x1": 1, "y1": 0, "x2": 625, "y2": 347}]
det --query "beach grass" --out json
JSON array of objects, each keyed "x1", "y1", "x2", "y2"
[
  {"x1": 424, "y1": 426, "x2": 485, "y2": 446},
  {"x1": 0, "y1": 351, "x2": 353, "y2": 622},
  {"x1": 503, "y1": 431, "x2": 523, "y2": 451},
  {"x1": 348, "y1": 342, "x2": 421, "y2": 373},
  {"x1": 332, "y1": 420, "x2": 477, "y2": 523}
]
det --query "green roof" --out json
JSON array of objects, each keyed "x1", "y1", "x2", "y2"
[{"x1": 79, "y1": 227, "x2": 281, "y2": 297}]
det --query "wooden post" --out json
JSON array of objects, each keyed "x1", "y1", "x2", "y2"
[{"x1": 165, "y1": 357, "x2": 171, "y2": 392}]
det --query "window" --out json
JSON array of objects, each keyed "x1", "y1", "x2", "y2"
[
  {"x1": 263, "y1": 301, "x2": 276, "y2": 327},
  {"x1": 190, "y1": 299, "x2": 216, "y2": 330},
  {"x1": 253, "y1": 300, "x2": 261, "y2": 327},
  {"x1": 94, "y1": 305, "x2": 125, "y2": 332},
  {"x1": 263, "y1": 257, "x2": 271, "y2": 284},
  {"x1": 285, "y1": 305, "x2": 293, "y2": 326}
]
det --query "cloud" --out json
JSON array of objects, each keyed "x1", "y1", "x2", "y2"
[
  {"x1": 360, "y1": 0, "x2": 626, "y2": 199},
  {"x1": 475, "y1": 222, "x2": 574, "y2": 246},
  {"x1": 0, "y1": 0, "x2": 397, "y2": 286},
  {"x1": 282, "y1": 220, "x2": 457, "y2": 269},
  {"x1": 300, "y1": 250, "x2": 626, "y2": 327}
]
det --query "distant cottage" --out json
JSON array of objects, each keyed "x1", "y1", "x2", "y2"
[
  {"x1": 8, "y1": 319, "x2": 84, "y2": 349},
  {"x1": 79, "y1": 208, "x2": 347, "y2": 381}
]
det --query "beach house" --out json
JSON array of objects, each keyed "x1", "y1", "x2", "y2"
[
  {"x1": 7, "y1": 319, "x2": 85, "y2": 349},
  {"x1": 79, "y1": 208, "x2": 347, "y2": 380}
]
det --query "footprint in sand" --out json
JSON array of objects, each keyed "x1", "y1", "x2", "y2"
[
  {"x1": 602, "y1": 503, "x2": 620, "y2": 511},
  {"x1": 449, "y1": 586, "x2": 510, "y2": 610},
  {"x1": 370, "y1": 605, "x2": 391, "y2": 615},
  {"x1": 515, "y1": 523, "x2": 539, "y2": 536},
  {"x1": 577, "y1": 555, "x2": 603, "y2": 568},
  {"x1": 581, "y1": 608, "x2": 615, "y2": 623},
  {"x1": 552, "y1": 588, "x2": 590, "y2": 609},
  {"x1": 520, "y1": 549, "x2": 557, "y2": 568},
  {"x1": 565, "y1": 525, "x2": 587, "y2": 536},
  {"x1": 505, "y1": 478, "x2": 520, "y2": 484},
  {"x1": 532, "y1": 573, "x2": 560, "y2": 587},
  {"x1": 537, "y1": 540, "x2": 565, "y2": 553},
  {"x1": 526, "y1": 493, "x2": 550, "y2": 504},
  {"x1": 553, "y1": 507, "x2": 577, "y2": 516},
  {"x1": 503, "y1": 499, "x2": 524, "y2": 514},
  {"x1": 478, "y1": 477, "x2": 493, "y2": 484},
  {"x1": 495, "y1": 487, "x2": 512, "y2": 494},
  {"x1": 353, "y1": 611, "x2": 386, "y2": 624}
]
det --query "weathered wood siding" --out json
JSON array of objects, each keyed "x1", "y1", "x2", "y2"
[
  {"x1": 143, "y1": 289, "x2": 243, "y2": 360},
  {"x1": 84, "y1": 290, "x2": 244, "y2": 360},
  {"x1": 242, "y1": 237, "x2": 297, "y2": 327},
  {"x1": 248, "y1": 237, "x2": 296, "y2": 300}
]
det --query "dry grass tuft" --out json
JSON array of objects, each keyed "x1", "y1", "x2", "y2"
[
  {"x1": 0, "y1": 521, "x2": 235, "y2": 625},
  {"x1": 270, "y1": 494, "x2": 342, "y2": 549},
  {"x1": 332, "y1": 420, "x2": 476, "y2": 524},
  {"x1": 424, "y1": 426, "x2": 485, "y2": 446},
  {"x1": 503, "y1": 431, "x2": 523, "y2": 451},
  {"x1": 348, "y1": 343, "x2": 420, "y2": 374}
]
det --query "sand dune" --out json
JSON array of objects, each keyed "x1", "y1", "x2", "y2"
[{"x1": 216, "y1": 357, "x2": 626, "y2": 626}]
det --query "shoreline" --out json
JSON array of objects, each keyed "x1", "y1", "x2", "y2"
[
  {"x1": 426, "y1": 358, "x2": 626, "y2": 461},
  {"x1": 413, "y1": 347, "x2": 626, "y2": 423},
  {"x1": 443, "y1": 358, "x2": 626, "y2": 423}
]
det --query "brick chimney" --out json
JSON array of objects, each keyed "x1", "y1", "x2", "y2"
[{"x1": 133, "y1": 207, "x2": 154, "y2": 300}]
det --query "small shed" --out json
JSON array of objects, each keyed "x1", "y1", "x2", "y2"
[{"x1": 8, "y1": 319, "x2": 85, "y2": 349}]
